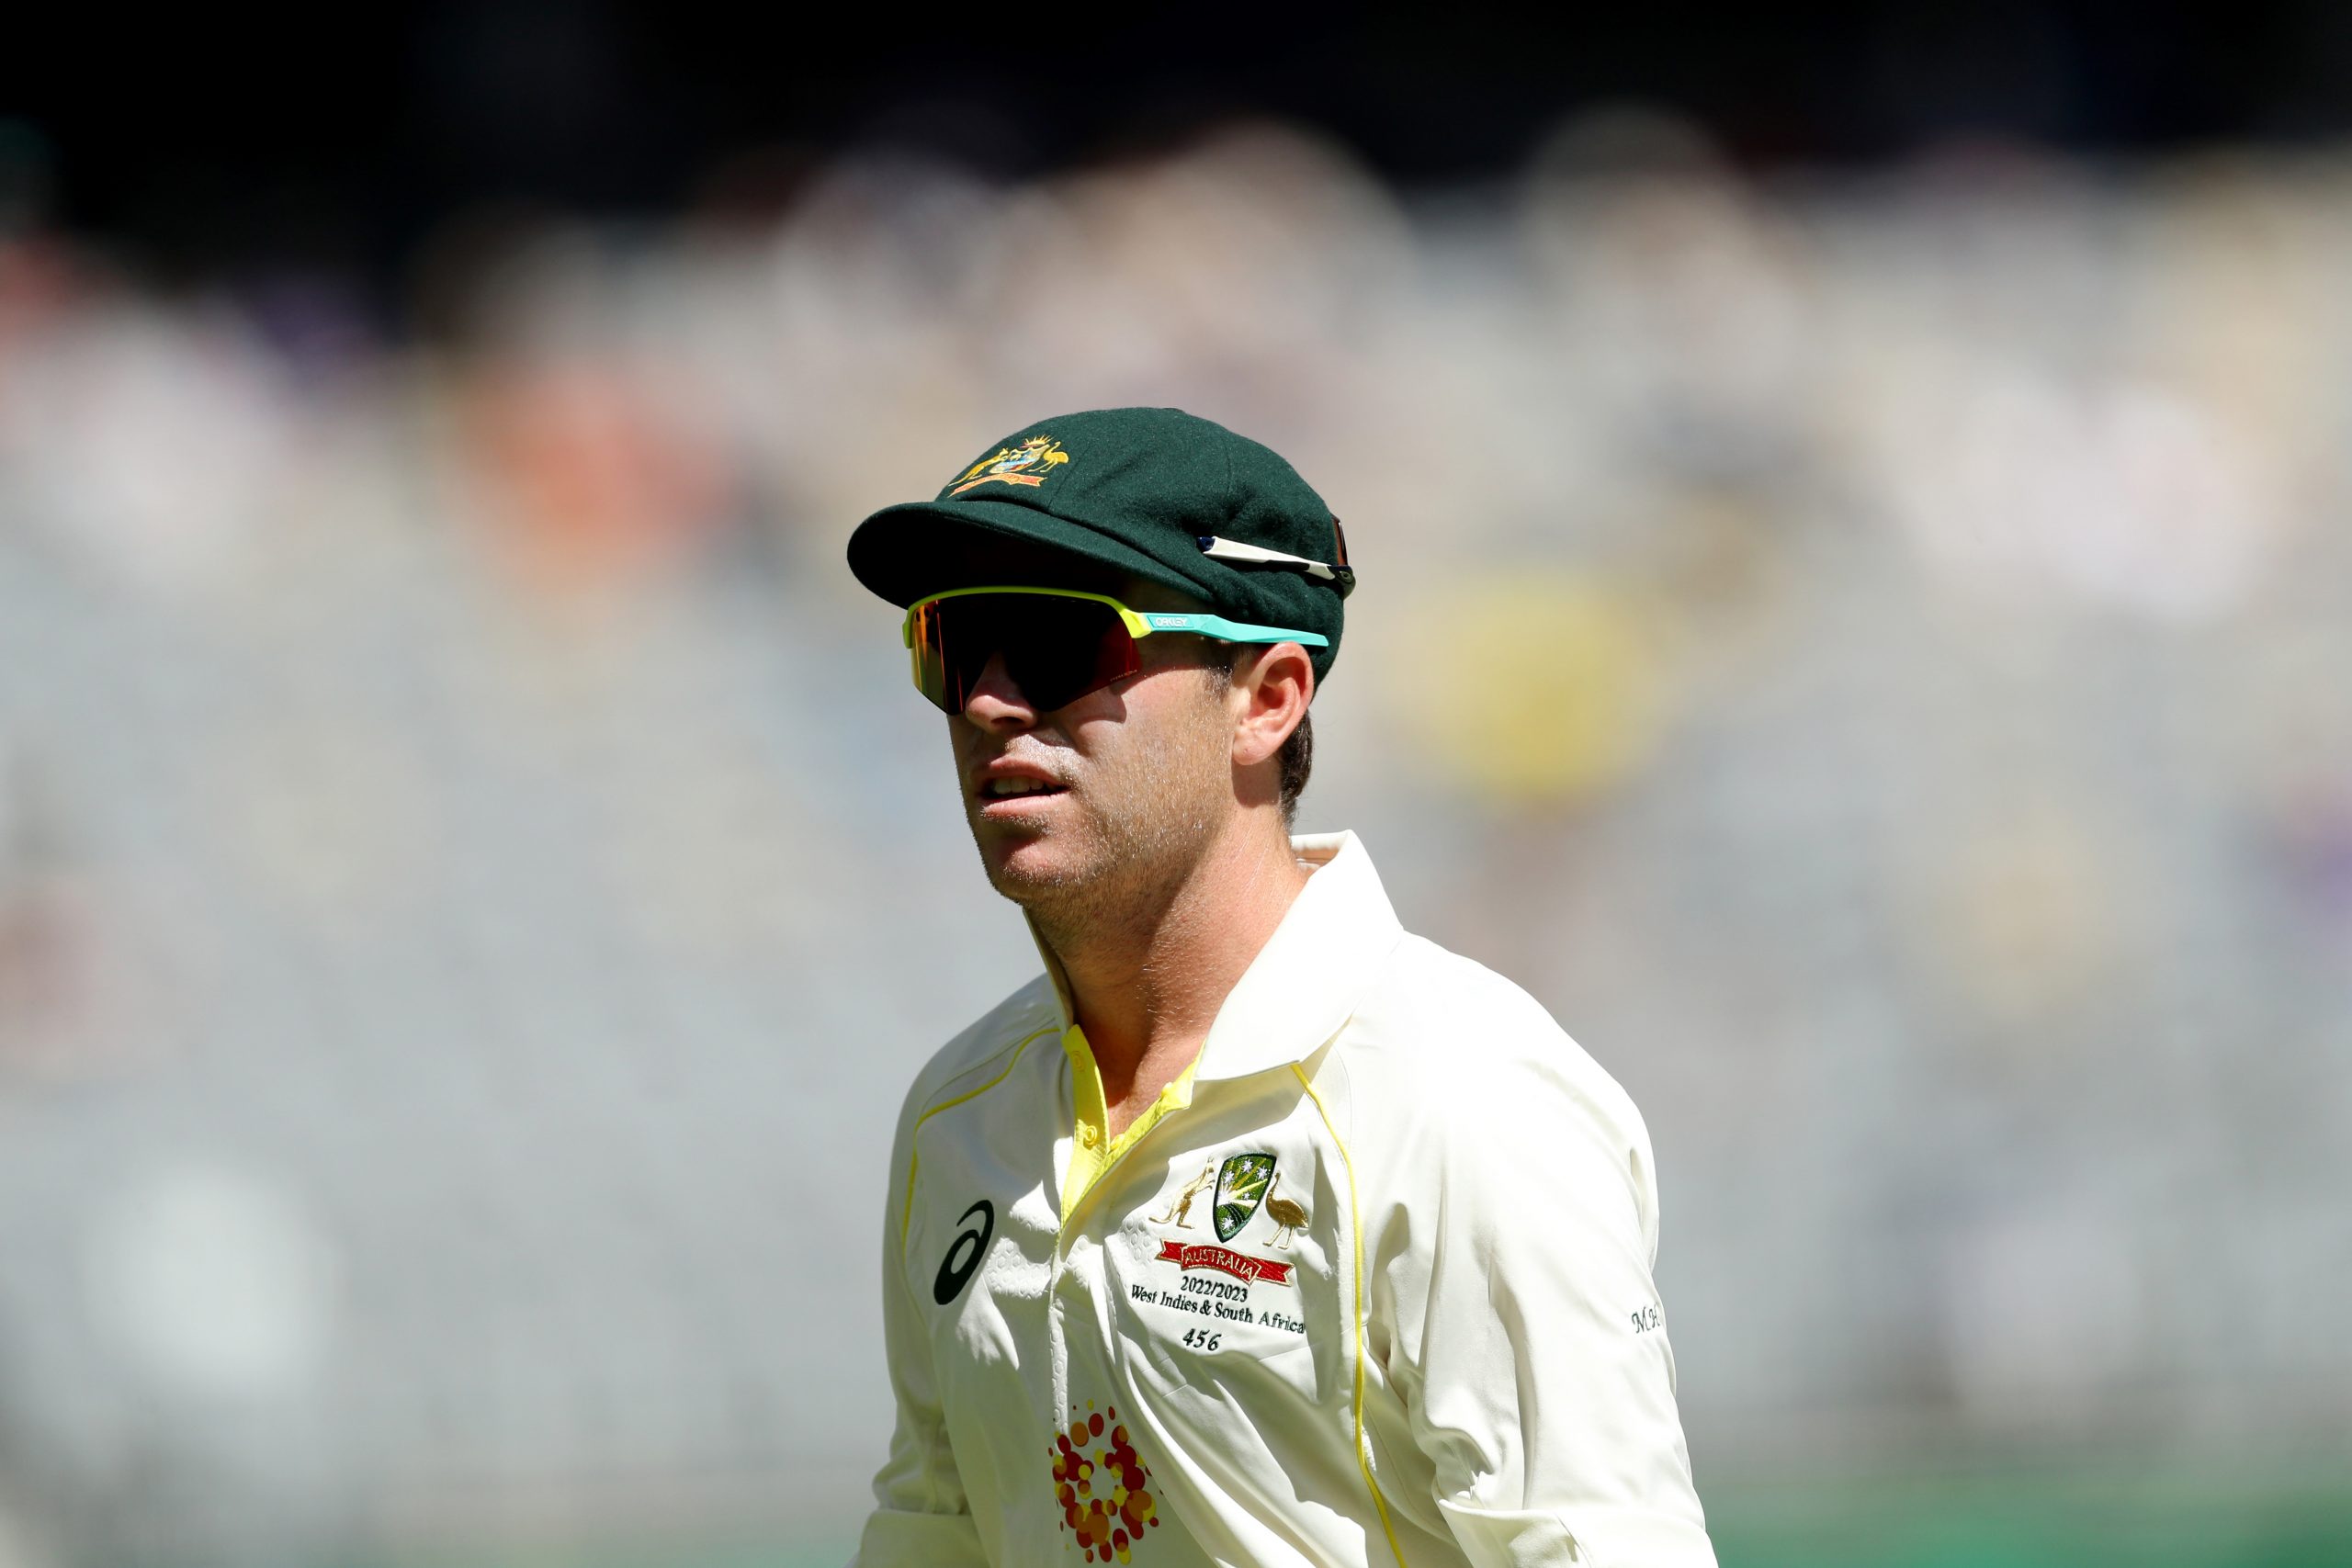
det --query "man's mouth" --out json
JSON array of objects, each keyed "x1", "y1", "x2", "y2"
[
  {"x1": 980, "y1": 777, "x2": 1067, "y2": 798},
  {"x1": 976, "y1": 773, "x2": 1071, "y2": 818}
]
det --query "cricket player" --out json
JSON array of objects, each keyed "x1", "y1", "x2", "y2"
[{"x1": 844, "y1": 407, "x2": 1715, "y2": 1567}]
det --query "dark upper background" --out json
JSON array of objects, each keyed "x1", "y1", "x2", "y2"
[
  {"x1": 15, "y1": 0, "x2": 2352, "y2": 302},
  {"x1": 6, "y1": 9, "x2": 2352, "y2": 1566}
]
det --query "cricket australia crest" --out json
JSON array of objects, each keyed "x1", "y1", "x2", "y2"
[
  {"x1": 948, "y1": 434, "x2": 1069, "y2": 494},
  {"x1": 1212, "y1": 1153, "x2": 1275, "y2": 1242}
]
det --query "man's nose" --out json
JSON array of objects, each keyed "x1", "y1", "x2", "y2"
[{"x1": 960, "y1": 652, "x2": 1038, "y2": 728}]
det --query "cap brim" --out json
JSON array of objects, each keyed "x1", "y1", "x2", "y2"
[{"x1": 846, "y1": 498, "x2": 1213, "y2": 609}]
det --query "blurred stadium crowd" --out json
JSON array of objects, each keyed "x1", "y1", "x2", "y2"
[{"x1": 1, "y1": 114, "x2": 2348, "y2": 1565}]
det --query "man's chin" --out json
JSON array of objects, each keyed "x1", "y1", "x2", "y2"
[{"x1": 976, "y1": 831, "x2": 1084, "y2": 901}]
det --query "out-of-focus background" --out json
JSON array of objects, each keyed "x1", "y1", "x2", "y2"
[{"x1": 3, "y1": 5, "x2": 2350, "y2": 1565}]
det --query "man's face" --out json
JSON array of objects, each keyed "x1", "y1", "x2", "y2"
[{"x1": 947, "y1": 572, "x2": 1238, "y2": 914}]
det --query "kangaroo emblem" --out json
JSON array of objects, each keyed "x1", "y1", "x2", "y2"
[{"x1": 1150, "y1": 1162, "x2": 1216, "y2": 1229}]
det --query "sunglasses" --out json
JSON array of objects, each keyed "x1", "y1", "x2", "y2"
[{"x1": 902, "y1": 585, "x2": 1330, "y2": 716}]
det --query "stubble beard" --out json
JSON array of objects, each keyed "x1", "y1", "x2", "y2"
[{"x1": 974, "y1": 700, "x2": 1230, "y2": 953}]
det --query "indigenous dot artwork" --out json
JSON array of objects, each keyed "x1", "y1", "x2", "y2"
[{"x1": 1048, "y1": 1402, "x2": 1160, "y2": 1562}]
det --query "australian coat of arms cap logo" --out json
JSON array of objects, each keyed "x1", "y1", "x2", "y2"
[
  {"x1": 1212, "y1": 1153, "x2": 1276, "y2": 1243},
  {"x1": 948, "y1": 434, "x2": 1069, "y2": 494}
]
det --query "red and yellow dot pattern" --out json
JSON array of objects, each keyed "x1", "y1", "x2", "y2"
[{"x1": 1049, "y1": 1402, "x2": 1160, "y2": 1562}]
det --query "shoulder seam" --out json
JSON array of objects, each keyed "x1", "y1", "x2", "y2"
[
  {"x1": 914, "y1": 1008, "x2": 1052, "y2": 1117},
  {"x1": 899, "y1": 1021, "x2": 1058, "y2": 1252}
]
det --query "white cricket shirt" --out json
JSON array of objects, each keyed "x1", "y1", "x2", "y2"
[{"x1": 854, "y1": 829, "x2": 1716, "y2": 1568}]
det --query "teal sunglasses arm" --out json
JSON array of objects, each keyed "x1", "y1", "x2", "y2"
[
  {"x1": 898, "y1": 588, "x2": 1326, "y2": 649},
  {"x1": 1135, "y1": 612, "x2": 1329, "y2": 648}
]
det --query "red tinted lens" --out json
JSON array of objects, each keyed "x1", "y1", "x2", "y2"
[
  {"x1": 909, "y1": 598, "x2": 965, "y2": 713},
  {"x1": 910, "y1": 594, "x2": 1140, "y2": 715},
  {"x1": 1005, "y1": 596, "x2": 1142, "y2": 711}
]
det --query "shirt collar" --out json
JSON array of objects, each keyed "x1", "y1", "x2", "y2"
[{"x1": 1023, "y1": 828, "x2": 1407, "y2": 1083}]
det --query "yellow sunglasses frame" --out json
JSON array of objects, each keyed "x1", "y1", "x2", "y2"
[{"x1": 900, "y1": 584, "x2": 1329, "y2": 705}]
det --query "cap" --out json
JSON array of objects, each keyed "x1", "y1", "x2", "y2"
[{"x1": 845, "y1": 406, "x2": 1353, "y2": 687}]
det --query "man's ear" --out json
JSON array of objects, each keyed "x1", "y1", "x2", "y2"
[{"x1": 1230, "y1": 642, "x2": 1314, "y2": 770}]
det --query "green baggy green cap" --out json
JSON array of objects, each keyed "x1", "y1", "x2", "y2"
[{"x1": 846, "y1": 406, "x2": 1353, "y2": 687}]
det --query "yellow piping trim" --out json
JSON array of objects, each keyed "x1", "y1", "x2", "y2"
[
  {"x1": 899, "y1": 1025, "x2": 1057, "y2": 1250},
  {"x1": 1293, "y1": 1061, "x2": 1407, "y2": 1567}
]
